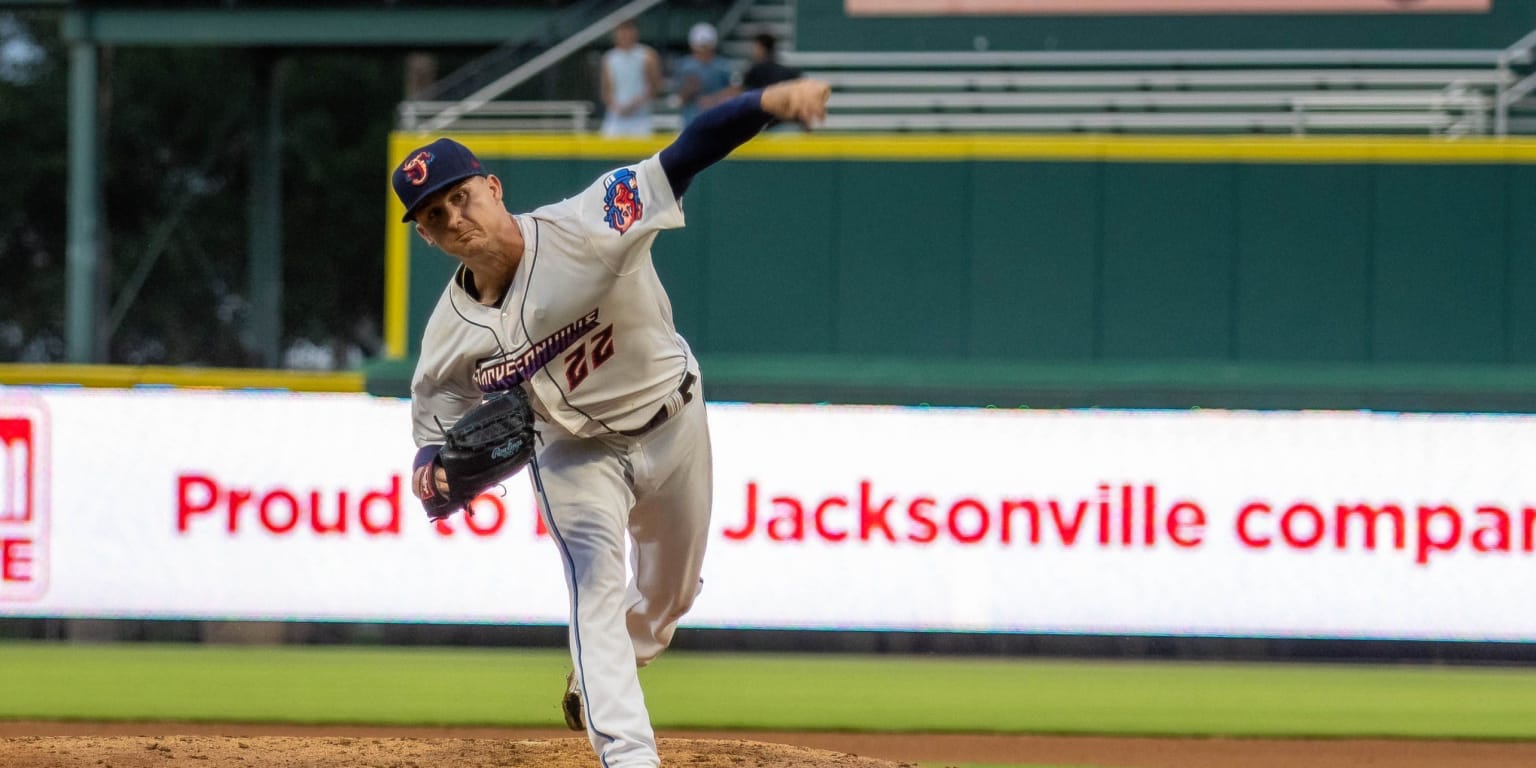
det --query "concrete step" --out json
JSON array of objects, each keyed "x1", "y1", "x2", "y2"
[
  {"x1": 744, "y1": 4, "x2": 794, "y2": 22},
  {"x1": 721, "y1": 0, "x2": 796, "y2": 61},
  {"x1": 732, "y1": 20, "x2": 794, "y2": 39}
]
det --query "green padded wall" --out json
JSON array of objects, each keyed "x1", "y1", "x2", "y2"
[
  {"x1": 699, "y1": 163, "x2": 840, "y2": 354},
  {"x1": 1235, "y1": 164, "x2": 1373, "y2": 362},
  {"x1": 1100, "y1": 163, "x2": 1236, "y2": 360},
  {"x1": 1510, "y1": 166, "x2": 1536, "y2": 363},
  {"x1": 402, "y1": 149, "x2": 1536, "y2": 367},
  {"x1": 969, "y1": 162, "x2": 1099, "y2": 359},
  {"x1": 1372, "y1": 165, "x2": 1508, "y2": 363},
  {"x1": 385, "y1": 135, "x2": 1536, "y2": 410},
  {"x1": 835, "y1": 162, "x2": 973, "y2": 354}
]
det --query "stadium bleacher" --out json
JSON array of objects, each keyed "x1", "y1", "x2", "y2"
[
  {"x1": 398, "y1": 0, "x2": 1536, "y2": 136},
  {"x1": 774, "y1": 35, "x2": 1534, "y2": 135}
]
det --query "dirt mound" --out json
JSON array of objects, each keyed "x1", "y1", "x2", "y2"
[
  {"x1": 7, "y1": 723, "x2": 1536, "y2": 767},
  {"x1": 0, "y1": 735, "x2": 916, "y2": 768}
]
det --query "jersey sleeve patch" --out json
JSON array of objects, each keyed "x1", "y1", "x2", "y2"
[{"x1": 601, "y1": 167, "x2": 644, "y2": 234}]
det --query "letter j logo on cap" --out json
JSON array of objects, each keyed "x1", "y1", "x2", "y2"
[{"x1": 402, "y1": 151, "x2": 434, "y2": 186}]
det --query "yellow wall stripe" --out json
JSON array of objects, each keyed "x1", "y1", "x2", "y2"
[
  {"x1": 0, "y1": 364, "x2": 363, "y2": 392},
  {"x1": 385, "y1": 133, "x2": 418, "y2": 360},
  {"x1": 392, "y1": 131, "x2": 1536, "y2": 164}
]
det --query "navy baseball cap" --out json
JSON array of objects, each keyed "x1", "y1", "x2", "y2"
[{"x1": 392, "y1": 137, "x2": 488, "y2": 222}]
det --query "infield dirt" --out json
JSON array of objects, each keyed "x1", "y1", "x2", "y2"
[{"x1": 3, "y1": 722, "x2": 1536, "y2": 767}]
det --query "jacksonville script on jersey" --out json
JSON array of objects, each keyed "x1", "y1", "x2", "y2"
[{"x1": 411, "y1": 153, "x2": 695, "y2": 445}]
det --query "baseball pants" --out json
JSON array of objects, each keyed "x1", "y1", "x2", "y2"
[{"x1": 533, "y1": 386, "x2": 713, "y2": 768}]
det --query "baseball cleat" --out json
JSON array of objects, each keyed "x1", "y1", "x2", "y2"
[{"x1": 562, "y1": 670, "x2": 585, "y2": 731}]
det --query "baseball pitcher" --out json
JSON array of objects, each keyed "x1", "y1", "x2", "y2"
[{"x1": 392, "y1": 78, "x2": 831, "y2": 768}]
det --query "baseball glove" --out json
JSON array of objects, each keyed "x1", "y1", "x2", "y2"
[{"x1": 422, "y1": 388, "x2": 537, "y2": 521}]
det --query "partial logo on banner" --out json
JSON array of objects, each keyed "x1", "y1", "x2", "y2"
[{"x1": 0, "y1": 396, "x2": 48, "y2": 601}]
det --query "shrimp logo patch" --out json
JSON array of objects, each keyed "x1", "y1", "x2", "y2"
[
  {"x1": 402, "y1": 151, "x2": 435, "y2": 186},
  {"x1": 602, "y1": 168, "x2": 644, "y2": 234},
  {"x1": 0, "y1": 398, "x2": 49, "y2": 602}
]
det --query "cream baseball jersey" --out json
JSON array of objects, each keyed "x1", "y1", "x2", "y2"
[{"x1": 410, "y1": 153, "x2": 693, "y2": 443}]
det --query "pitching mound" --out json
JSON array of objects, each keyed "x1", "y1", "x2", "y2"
[{"x1": 0, "y1": 735, "x2": 916, "y2": 768}]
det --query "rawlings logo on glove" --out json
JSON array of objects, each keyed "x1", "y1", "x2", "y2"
[
  {"x1": 491, "y1": 439, "x2": 525, "y2": 461},
  {"x1": 417, "y1": 388, "x2": 537, "y2": 521}
]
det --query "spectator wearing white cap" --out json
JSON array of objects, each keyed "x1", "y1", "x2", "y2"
[{"x1": 672, "y1": 22, "x2": 733, "y2": 128}]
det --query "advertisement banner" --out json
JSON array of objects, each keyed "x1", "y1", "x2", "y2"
[
  {"x1": 1, "y1": 387, "x2": 1533, "y2": 641},
  {"x1": 844, "y1": 1, "x2": 1491, "y2": 15}
]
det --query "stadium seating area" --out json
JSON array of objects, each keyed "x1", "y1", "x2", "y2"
[
  {"x1": 785, "y1": 51, "x2": 1522, "y2": 135},
  {"x1": 396, "y1": 0, "x2": 1536, "y2": 136}
]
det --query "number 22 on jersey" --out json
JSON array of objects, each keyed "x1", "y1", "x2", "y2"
[{"x1": 563, "y1": 324, "x2": 616, "y2": 391}]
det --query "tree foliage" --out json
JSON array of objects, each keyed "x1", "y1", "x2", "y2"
[
  {"x1": 0, "y1": 13, "x2": 404, "y2": 367},
  {"x1": 0, "y1": 13, "x2": 68, "y2": 361}
]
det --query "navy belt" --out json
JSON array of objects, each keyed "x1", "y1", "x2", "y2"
[{"x1": 620, "y1": 371, "x2": 696, "y2": 437}]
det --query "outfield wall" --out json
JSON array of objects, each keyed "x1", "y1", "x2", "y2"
[{"x1": 381, "y1": 133, "x2": 1536, "y2": 411}]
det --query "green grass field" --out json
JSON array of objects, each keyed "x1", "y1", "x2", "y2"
[{"x1": 4, "y1": 641, "x2": 1536, "y2": 768}]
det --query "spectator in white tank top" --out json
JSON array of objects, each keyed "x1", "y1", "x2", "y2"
[{"x1": 600, "y1": 20, "x2": 662, "y2": 137}]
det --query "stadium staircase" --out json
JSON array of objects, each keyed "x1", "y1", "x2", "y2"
[
  {"x1": 397, "y1": 0, "x2": 671, "y2": 133},
  {"x1": 717, "y1": 0, "x2": 795, "y2": 62}
]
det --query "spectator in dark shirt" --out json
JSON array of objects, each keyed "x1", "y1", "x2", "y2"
[{"x1": 742, "y1": 32, "x2": 800, "y2": 91}]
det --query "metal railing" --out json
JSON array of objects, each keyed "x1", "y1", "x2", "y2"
[
  {"x1": 398, "y1": 100, "x2": 595, "y2": 133},
  {"x1": 1495, "y1": 26, "x2": 1536, "y2": 134},
  {"x1": 413, "y1": 0, "x2": 614, "y2": 105},
  {"x1": 781, "y1": 48, "x2": 1530, "y2": 70},
  {"x1": 1289, "y1": 87, "x2": 1490, "y2": 136},
  {"x1": 801, "y1": 68, "x2": 1513, "y2": 91},
  {"x1": 800, "y1": 111, "x2": 1474, "y2": 135},
  {"x1": 402, "y1": 0, "x2": 666, "y2": 133}
]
